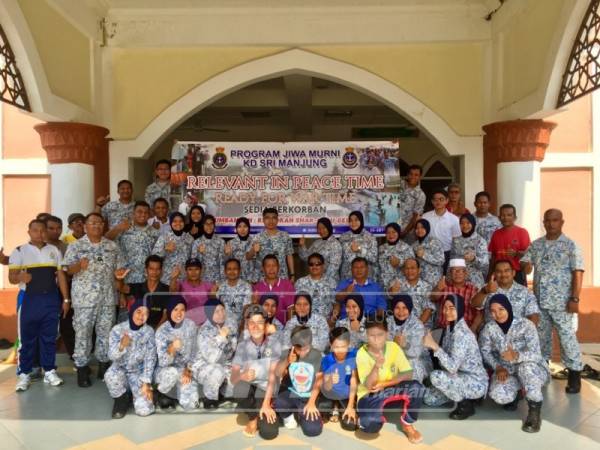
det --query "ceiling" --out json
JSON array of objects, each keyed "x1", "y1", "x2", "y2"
[{"x1": 173, "y1": 75, "x2": 415, "y2": 139}]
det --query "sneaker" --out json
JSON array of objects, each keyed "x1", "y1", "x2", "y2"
[
  {"x1": 43, "y1": 370, "x2": 64, "y2": 387},
  {"x1": 30, "y1": 367, "x2": 42, "y2": 381},
  {"x1": 283, "y1": 414, "x2": 298, "y2": 429},
  {"x1": 15, "y1": 373, "x2": 31, "y2": 392}
]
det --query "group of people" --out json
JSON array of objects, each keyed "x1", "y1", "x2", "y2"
[{"x1": 2, "y1": 161, "x2": 586, "y2": 443}]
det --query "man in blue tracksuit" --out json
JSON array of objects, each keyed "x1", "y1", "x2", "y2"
[{"x1": 9, "y1": 219, "x2": 70, "y2": 392}]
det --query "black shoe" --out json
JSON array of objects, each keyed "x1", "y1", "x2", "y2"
[
  {"x1": 566, "y1": 369, "x2": 581, "y2": 394},
  {"x1": 449, "y1": 399, "x2": 475, "y2": 420},
  {"x1": 97, "y1": 362, "x2": 110, "y2": 381},
  {"x1": 112, "y1": 393, "x2": 129, "y2": 419},
  {"x1": 522, "y1": 400, "x2": 542, "y2": 433},
  {"x1": 503, "y1": 396, "x2": 520, "y2": 411},
  {"x1": 203, "y1": 399, "x2": 220, "y2": 410},
  {"x1": 157, "y1": 392, "x2": 177, "y2": 410},
  {"x1": 77, "y1": 366, "x2": 91, "y2": 388}
]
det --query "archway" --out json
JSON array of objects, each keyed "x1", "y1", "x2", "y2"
[{"x1": 110, "y1": 49, "x2": 482, "y2": 202}]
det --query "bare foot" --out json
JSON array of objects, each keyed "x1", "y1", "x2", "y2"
[
  {"x1": 401, "y1": 424, "x2": 423, "y2": 444},
  {"x1": 243, "y1": 419, "x2": 258, "y2": 437}
]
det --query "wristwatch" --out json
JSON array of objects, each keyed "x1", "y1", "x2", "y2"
[{"x1": 568, "y1": 296, "x2": 579, "y2": 303}]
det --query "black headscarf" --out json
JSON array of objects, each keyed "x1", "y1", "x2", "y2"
[
  {"x1": 166, "y1": 295, "x2": 187, "y2": 329},
  {"x1": 391, "y1": 294, "x2": 413, "y2": 326},
  {"x1": 349, "y1": 211, "x2": 364, "y2": 235},
  {"x1": 236, "y1": 217, "x2": 251, "y2": 242},
  {"x1": 203, "y1": 214, "x2": 216, "y2": 240},
  {"x1": 259, "y1": 293, "x2": 279, "y2": 324},
  {"x1": 385, "y1": 222, "x2": 402, "y2": 246},
  {"x1": 489, "y1": 293, "x2": 513, "y2": 335},
  {"x1": 317, "y1": 217, "x2": 333, "y2": 240},
  {"x1": 170, "y1": 212, "x2": 186, "y2": 237},
  {"x1": 128, "y1": 298, "x2": 149, "y2": 331},
  {"x1": 460, "y1": 213, "x2": 477, "y2": 238},
  {"x1": 185, "y1": 205, "x2": 205, "y2": 240},
  {"x1": 416, "y1": 218, "x2": 431, "y2": 243},
  {"x1": 204, "y1": 297, "x2": 225, "y2": 326},
  {"x1": 294, "y1": 292, "x2": 312, "y2": 325},
  {"x1": 444, "y1": 294, "x2": 465, "y2": 332},
  {"x1": 345, "y1": 293, "x2": 364, "y2": 321}
]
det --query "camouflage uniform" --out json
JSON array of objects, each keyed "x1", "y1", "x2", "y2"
[
  {"x1": 105, "y1": 321, "x2": 157, "y2": 416},
  {"x1": 412, "y1": 236, "x2": 445, "y2": 287},
  {"x1": 155, "y1": 318, "x2": 200, "y2": 410},
  {"x1": 298, "y1": 237, "x2": 343, "y2": 282},
  {"x1": 397, "y1": 179, "x2": 426, "y2": 230},
  {"x1": 117, "y1": 225, "x2": 160, "y2": 284},
  {"x1": 521, "y1": 234, "x2": 584, "y2": 370},
  {"x1": 250, "y1": 230, "x2": 294, "y2": 279},
  {"x1": 378, "y1": 241, "x2": 414, "y2": 290},
  {"x1": 424, "y1": 319, "x2": 488, "y2": 405},
  {"x1": 335, "y1": 317, "x2": 367, "y2": 349},
  {"x1": 481, "y1": 283, "x2": 540, "y2": 323},
  {"x1": 216, "y1": 279, "x2": 253, "y2": 325},
  {"x1": 387, "y1": 314, "x2": 432, "y2": 383},
  {"x1": 294, "y1": 275, "x2": 337, "y2": 318},
  {"x1": 479, "y1": 318, "x2": 549, "y2": 404},
  {"x1": 282, "y1": 314, "x2": 330, "y2": 352},
  {"x1": 101, "y1": 200, "x2": 134, "y2": 229},
  {"x1": 227, "y1": 236, "x2": 259, "y2": 283},
  {"x1": 339, "y1": 230, "x2": 379, "y2": 281},
  {"x1": 191, "y1": 318, "x2": 238, "y2": 400},
  {"x1": 152, "y1": 230, "x2": 193, "y2": 285},
  {"x1": 144, "y1": 181, "x2": 171, "y2": 211},
  {"x1": 474, "y1": 213, "x2": 502, "y2": 245},
  {"x1": 191, "y1": 236, "x2": 226, "y2": 283},
  {"x1": 450, "y1": 234, "x2": 489, "y2": 289},
  {"x1": 63, "y1": 236, "x2": 124, "y2": 368}
]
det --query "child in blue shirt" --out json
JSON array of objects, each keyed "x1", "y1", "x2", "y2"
[{"x1": 319, "y1": 327, "x2": 358, "y2": 430}]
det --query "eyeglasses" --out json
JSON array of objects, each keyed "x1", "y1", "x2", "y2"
[{"x1": 308, "y1": 262, "x2": 323, "y2": 267}]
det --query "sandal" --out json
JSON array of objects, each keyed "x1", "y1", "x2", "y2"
[
  {"x1": 551, "y1": 368, "x2": 569, "y2": 380},
  {"x1": 582, "y1": 364, "x2": 600, "y2": 380},
  {"x1": 401, "y1": 424, "x2": 423, "y2": 444}
]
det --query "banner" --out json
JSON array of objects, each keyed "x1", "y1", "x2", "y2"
[{"x1": 170, "y1": 141, "x2": 402, "y2": 236}]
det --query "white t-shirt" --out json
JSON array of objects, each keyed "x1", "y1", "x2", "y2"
[{"x1": 421, "y1": 209, "x2": 461, "y2": 252}]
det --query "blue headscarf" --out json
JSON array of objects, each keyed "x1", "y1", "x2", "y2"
[
  {"x1": 166, "y1": 295, "x2": 187, "y2": 329},
  {"x1": 391, "y1": 294, "x2": 413, "y2": 326},
  {"x1": 129, "y1": 298, "x2": 149, "y2": 331},
  {"x1": 489, "y1": 293, "x2": 513, "y2": 334}
]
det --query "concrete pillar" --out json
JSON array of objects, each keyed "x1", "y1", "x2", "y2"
[
  {"x1": 34, "y1": 122, "x2": 110, "y2": 224},
  {"x1": 482, "y1": 120, "x2": 556, "y2": 239}
]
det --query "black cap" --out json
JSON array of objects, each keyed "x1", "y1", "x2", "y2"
[
  {"x1": 68, "y1": 213, "x2": 85, "y2": 224},
  {"x1": 185, "y1": 258, "x2": 202, "y2": 269}
]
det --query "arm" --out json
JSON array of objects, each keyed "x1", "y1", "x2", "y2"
[
  {"x1": 108, "y1": 326, "x2": 128, "y2": 362},
  {"x1": 478, "y1": 327, "x2": 502, "y2": 369},
  {"x1": 155, "y1": 328, "x2": 176, "y2": 367},
  {"x1": 516, "y1": 321, "x2": 544, "y2": 364},
  {"x1": 420, "y1": 240, "x2": 445, "y2": 266},
  {"x1": 474, "y1": 238, "x2": 489, "y2": 271}
]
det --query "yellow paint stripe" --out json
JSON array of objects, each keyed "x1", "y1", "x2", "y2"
[
  {"x1": 430, "y1": 434, "x2": 495, "y2": 450},
  {"x1": 66, "y1": 434, "x2": 138, "y2": 450},
  {"x1": 256, "y1": 433, "x2": 309, "y2": 446},
  {"x1": 138, "y1": 414, "x2": 239, "y2": 450}
]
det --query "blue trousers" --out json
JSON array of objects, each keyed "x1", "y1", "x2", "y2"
[
  {"x1": 357, "y1": 380, "x2": 423, "y2": 434},
  {"x1": 274, "y1": 389, "x2": 323, "y2": 437},
  {"x1": 18, "y1": 291, "x2": 60, "y2": 375}
]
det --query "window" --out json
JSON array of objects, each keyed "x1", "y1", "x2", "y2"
[{"x1": 0, "y1": 24, "x2": 30, "y2": 111}]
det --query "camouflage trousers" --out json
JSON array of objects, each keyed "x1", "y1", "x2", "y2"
[
  {"x1": 539, "y1": 308, "x2": 583, "y2": 371},
  {"x1": 488, "y1": 362, "x2": 548, "y2": 404},
  {"x1": 155, "y1": 366, "x2": 199, "y2": 410},
  {"x1": 192, "y1": 362, "x2": 233, "y2": 401},
  {"x1": 73, "y1": 305, "x2": 115, "y2": 367},
  {"x1": 105, "y1": 365, "x2": 154, "y2": 416}
]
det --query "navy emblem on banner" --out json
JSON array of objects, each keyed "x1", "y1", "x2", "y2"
[
  {"x1": 342, "y1": 147, "x2": 358, "y2": 169},
  {"x1": 212, "y1": 147, "x2": 228, "y2": 169}
]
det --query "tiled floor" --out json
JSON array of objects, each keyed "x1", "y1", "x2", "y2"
[{"x1": 1, "y1": 353, "x2": 599, "y2": 450}]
